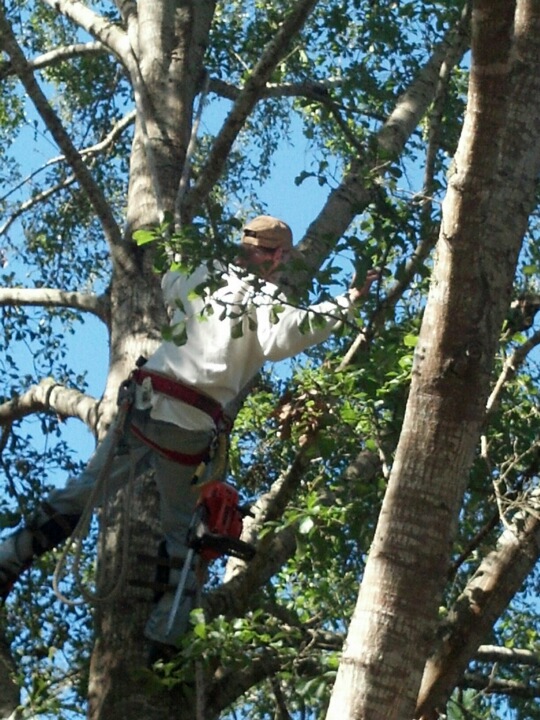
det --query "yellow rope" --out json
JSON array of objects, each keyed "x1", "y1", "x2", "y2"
[{"x1": 191, "y1": 431, "x2": 229, "y2": 488}]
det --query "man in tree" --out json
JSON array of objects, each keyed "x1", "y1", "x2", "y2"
[{"x1": 0, "y1": 215, "x2": 377, "y2": 653}]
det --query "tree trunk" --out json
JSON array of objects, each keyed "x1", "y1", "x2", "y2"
[
  {"x1": 326, "y1": 1, "x2": 540, "y2": 718},
  {"x1": 87, "y1": 3, "x2": 216, "y2": 718},
  {"x1": 88, "y1": 476, "x2": 162, "y2": 718}
]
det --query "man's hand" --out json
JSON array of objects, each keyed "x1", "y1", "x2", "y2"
[{"x1": 349, "y1": 267, "x2": 381, "y2": 303}]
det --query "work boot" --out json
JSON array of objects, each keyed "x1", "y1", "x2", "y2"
[
  {"x1": 146, "y1": 639, "x2": 179, "y2": 667},
  {"x1": 0, "y1": 504, "x2": 81, "y2": 601},
  {"x1": 144, "y1": 541, "x2": 197, "y2": 652}
]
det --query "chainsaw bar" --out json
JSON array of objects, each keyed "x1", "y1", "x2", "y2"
[{"x1": 165, "y1": 481, "x2": 256, "y2": 637}]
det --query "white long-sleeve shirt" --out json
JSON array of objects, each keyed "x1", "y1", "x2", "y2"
[{"x1": 144, "y1": 263, "x2": 355, "y2": 430}]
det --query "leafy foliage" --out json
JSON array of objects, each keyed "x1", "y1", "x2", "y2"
[{"x1": 0, "y1": 0, "x2": 539, "y2": 719}]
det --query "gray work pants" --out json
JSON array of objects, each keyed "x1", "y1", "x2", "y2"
[{"x1": 46, "y1": 407, "x2": 214, "y2": 645}]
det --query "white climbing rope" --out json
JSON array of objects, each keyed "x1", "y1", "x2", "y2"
[
  {"x1": 175, "y1": 72, "x2": 210, "y2": 227},
  {"x1": 52, "y1": 398, "x2": 134, "y2": 606}
]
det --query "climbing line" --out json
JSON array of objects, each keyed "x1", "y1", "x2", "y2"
[
  {"x1": 175, "y1": 72, "x2": 210, "y2": 227},
  {"x1": 52, "y1": 399, "x2": 133, "y2": 606}
]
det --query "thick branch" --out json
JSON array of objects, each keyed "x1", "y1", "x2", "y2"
[
  {"x1": 223, "y1": 428, "x2": 332, "y2": 587},
  {"x1": 416, "y1": 492, "x2": 540, "y2": 717},
  {"x1": 40, "y1": 0, "x2": 131, "y2": 66},
  {"x1": 416, "y1": 335, "x2": 540, "y2": 713},
  {"x1": 0, "y1": 287, "x2": 110, "y2": 325},
  {"x1": 113, "y1": 0, "x2": 138, "y2": 56},
  {"x1": 207, "y1": 625, "x2": 342, "y2": 718},
  {"x1": 0, "y1": 41, "x2": 106, "y2": 81},
  {"x1": 182, "y1": 0, "x2": 318, "y2": 221},
  {"x1": 212, "y1": 445, "x2": 381, "y2": 624},
  {"x1": 378, "y1": 7, "x2": 471, "y2": 157},
  {"x1": 0, "y1": 8, "x2": 123, "y2": 254},
  {"x1": 205, "y1": 524, "x2": 297, "y2": 622},
  {"x1": 114, "y1": 0, "x2": 137, "y2": 25},
  {"x1": 206, "y1": 651, "x2": 284, "y2": 720},
  {"x1": 300, "y1": 5, "x2": 471, "y2": 273},
  {"x1": 0, "y1": 378, "x2": 99, "y2": 428},
  {"x1": 475, "y1": 645, "x2": 540, "y2": 667},
  {"x1": 208, "y1": 452, "x2": 333, "y2": 618}
]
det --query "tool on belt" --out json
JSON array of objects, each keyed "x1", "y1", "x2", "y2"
[{"x1": 166, "y1": 480, "x2": 255, "y2": 636}]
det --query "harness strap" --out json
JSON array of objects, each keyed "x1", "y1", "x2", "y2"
[
  {"x1": 132, "y1": 368, "x2": 224, "y2": 425},
  {"x1": 130, "y1": 423, "x2": 209, "y2": 466}
]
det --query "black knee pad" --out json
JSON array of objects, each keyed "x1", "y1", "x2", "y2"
[{"x1": 30, "y1": 510, "x2": 81, "y2": 556}]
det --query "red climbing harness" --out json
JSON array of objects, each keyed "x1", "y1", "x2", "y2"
[
  {"x1": 132, "y1": 367, "x2": 226, "y2": 426},
  {"x1": 123, "y1": 361, "x2": 231, "y2": 467}
]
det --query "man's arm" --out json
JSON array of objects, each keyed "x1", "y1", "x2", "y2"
[
  {"x1": 254, "y1": 268, "x2": 380, "y2": 362},
  {"x1": 348, "y1": 267, "x2": 380, "y2": 304}
]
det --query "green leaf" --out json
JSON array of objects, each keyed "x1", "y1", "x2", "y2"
[
  {"x1": 193, "y1": 622, "x2": 207, "y2": 639},
  {"x1": 403, "y1": 334, "x2": 418, "y2": 347},
  {"x1": 231, "y1": 322, "x2": 244, "y2": 339},
  {"x1": 132, "y1": 229, "x2": 157, "y2": 246},
  {"x1": 298, "y1": 313, "x2": 311, "y2": 335},
  {"x1": 270, "y1": 304, "x2": 285, "y2": 324}
]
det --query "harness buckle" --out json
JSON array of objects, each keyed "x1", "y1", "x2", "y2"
[
  {"x1": 135, "y1": 376, "x2": 153, "y2": 410},
  {"x1": 117, "y1": 378, "x2": 136, "y2": 407}
]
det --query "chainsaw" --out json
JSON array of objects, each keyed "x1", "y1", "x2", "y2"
[{"x1": 166, "y1": 480, "x2": 255, "y2": 635}]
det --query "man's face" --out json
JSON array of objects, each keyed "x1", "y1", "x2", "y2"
[{"x1": 237, "y1": 244, "x2": 287, "y2": 281}]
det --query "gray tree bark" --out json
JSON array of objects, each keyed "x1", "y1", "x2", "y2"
[{"x1": 326, "y1": 1, "x2": 540, "y2": 718}]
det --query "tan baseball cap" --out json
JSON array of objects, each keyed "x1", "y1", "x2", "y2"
[{"x1": 242, "y1": 215, "x2": 293, "y2": 250}]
